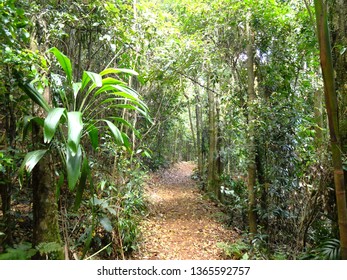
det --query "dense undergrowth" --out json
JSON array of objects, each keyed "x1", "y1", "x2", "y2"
[{"x1": 0, "y1": 151, "x2": 148, "y2": 260}]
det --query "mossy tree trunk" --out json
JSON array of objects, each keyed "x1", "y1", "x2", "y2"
[{"x1": 31, "y1": 87, "x2": 64, "y2": 259}]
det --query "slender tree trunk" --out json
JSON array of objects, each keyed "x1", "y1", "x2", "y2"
[
  {"x1": 207, "y1": 77, "x2": 217, "y2": 195},
  {"x1": 184, "y1": 93, "x2": 197, "y2": 155},
  {"x1": 315, "y1": 0, "x2": 347, "y2": 259},
  {"x1": 215, "y1": 91, "x2": 222, "y2": 200},
  {"x1": 314, "y1": 89, "x2": 324, "y2": 147},
  {"x1": 330, "y1": 0, "x2": 347, "y2": 193},
  {"x1": 246, "y1": 21, "x2": 257, "y2": 235},
  {"x1": 195, "y1": 87, "x2": 203, "y2": 177}
]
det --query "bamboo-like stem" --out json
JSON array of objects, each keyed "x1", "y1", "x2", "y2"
[{"x1": 314, "y1": 0, "x2": 347, "y2": 259}]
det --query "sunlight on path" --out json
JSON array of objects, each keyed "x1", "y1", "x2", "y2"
[{"x1": 133, "y1": 162, "x2": 237, "y2": 260}]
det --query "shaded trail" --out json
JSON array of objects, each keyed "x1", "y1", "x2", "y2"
[{"x1": 134, "y1": 162, "x2": 237, "y2": 260}]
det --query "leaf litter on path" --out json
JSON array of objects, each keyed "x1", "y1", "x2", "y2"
[{"x1": 133, "y1": 162, "x2": 238, "y2": 260}]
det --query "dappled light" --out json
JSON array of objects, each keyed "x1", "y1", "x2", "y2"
[{"x1": 1, "y1": 0, "x2": 347, "y2": 261}]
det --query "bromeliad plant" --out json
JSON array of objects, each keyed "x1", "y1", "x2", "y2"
[{"x1": 18, "y1": 47, "x2": 150, "y2": 195}]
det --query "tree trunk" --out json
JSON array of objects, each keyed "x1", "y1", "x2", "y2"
[
  {"x1": 314, "y1": 89, "x2": 324, "y2": 147},
  {"x1": 215, "y1": 91, "x2": 222, "y2": 200},
  {"x1": 330, "y1": 0, "x2": 347, "y2": 193},
  {"x1": 207, "y1": 77, "x2": 217, "y2": 196},
  {"x1": 31, "y1": 87, "x2": 64, "y2": 259},
  {"x1": 314, "y1": 0, "x2": 347, "y2": 259},
  {"x1": 246, "y1": 21, "x2": 257, "y2": 235},
  {"x1": 184, "y1": 92, "x2": 197, "y2": 156},
  {"x1": 195, "y1": 86, "x2": 203, "y2": 177}
]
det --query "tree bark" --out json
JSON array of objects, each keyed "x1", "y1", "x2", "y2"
[
  {"x1": 330, "y1": 0, "x2": 347, "y2": 193},
  {"x1": 314, "y1": 0, "x2": 347, "y2": 259},
  {"x1": 246, "y1": 21, "x2": 257, "y2": 235},
  {"x1": 207, "y1": 76, "x2": 217, "y2": 196},
  {"x1": 195, "y1": 86, "x2": 203, "y2": 177},
  {"x1": 31, "y1": 87, "x2": 64, "y2": 259},
  {"x1": 215, "y1": 91, "x2": 222, "y2": 200},
  {"x1": 314, "y1": 89, "x2": 324, "y2": 147},
  {"x1": 184, "y1": 92, "x2": 197, "y2": 156}
]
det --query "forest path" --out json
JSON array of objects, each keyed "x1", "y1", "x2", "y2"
[{"x1": 133, "y1": 162, "x2": 237, "y2": 260}]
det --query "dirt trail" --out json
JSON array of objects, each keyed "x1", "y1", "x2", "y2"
[{"x1": 133, "y1": 162, "x2": 237, "y2": 260}]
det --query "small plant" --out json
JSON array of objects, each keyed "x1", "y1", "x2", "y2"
[
  {"x1": 36, "y1": 242, "x2": 64, "y2": 260},
  {"x1": 0, "y1": 242, "x2": 37, "y2": 260},
  {"x1": 312, "y1": 239, "x2": 340, "y2": 260},
  {"x1": 299, "y1": 238, "x2": 341, "y2": 260},
  {"x1": 217, "y1": 240, "x2": 250, "y2": 260}
]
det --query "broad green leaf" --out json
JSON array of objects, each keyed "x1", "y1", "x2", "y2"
[
  {"x1": 67, "y1": 112, "x2": 83, "y2": 155},
  {"x1": 81, "y1": 71, "x2": 91, "y2": 93},
  {"x1": 18, "y1": 82, "x2": 50, "y2": 112},
  {"x1": 20, "y1": 150, "x2": 48, "y2": 173},
  {"x1": 113, "y1": 84, "x2": 139, "y2": 98},
  {"x1": 74, "y1": 157, "x2": 89, "y2": 211},
  {"x1": 121, "y1": 132, "x2": 131, "y2": 151},
  {"x1": 104, "y1": 120, "x2": 123, "y2": 145},
  {"x1": 142, "y1": 150, "x2": 152, "y2": 158},
  {"x1": 101, "y1": 97, "x2": 149, "y2": 113},
  {"x1": 86, "y1": 71, "x2": 102, "y2": 87},
  {"x1": 44, "y1": 108, "x2": 66, "y2": 143},
  {"x1": 81, "y1": 71, "x2": 102, "y2": 94},
  {"x1": 96, "y1": 88, "x2": 137, "y2": 100},
  {"x1": 93, "y1": 85, "x2": 135, "y2": 98},
  {"x1": 100, "y1": 68, "x2": 138, "y2": 76},
  {"x1": 101, "y1": 77, "x2": 126, "y2": 86},
  {"x1": 66, "y1": 145, "x2": 82, "y2": 191},
  {"x1": 111, "y1": 117, "x2": 140, "y2": 138},
  {"x1": 19, "y1": 150, "x2": 48, "y2": 187},
  {"x1": 73, "y1": 82, "x2": 82, "y2": 99},
  {"x1": 87, "y1": 124, "x2": 99, "y2": 150},
  {"x1": 48, "y1": 47, "x2": 73, "y2": 84},
  {"x1": 100, "y1": 216, "x2": 113, "y2": 232},
  {"x1": 23, "y1": 116, "x2": 44, "y2": 140},
  {"x1": 110, "y1": 104, "x2": 151, "y2": 121}
]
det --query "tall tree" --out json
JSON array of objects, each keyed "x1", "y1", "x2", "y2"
[
  {"x1": 246, "y1": 20, "x2": 257, "y2": 235},
  {"x1": 314, "y1": 0, "x2": 347, "y2": 259},
  {"x1": 329, "y1": 0, "x2": 347, "y2": 190}
]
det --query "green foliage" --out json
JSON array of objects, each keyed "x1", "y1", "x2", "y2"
[
  {"x1": 36, "y1": 242, "x2": 64, "y2": 260},
  {"x1": 18, "y1": 47, "x2": 149, "y2": 191},
  {"x1": 301, "y1": 239, "x2": 341, "y2": 260},
  {"x1": 0, "y1": 151, "x2": 14, "y2": 176},
  {"x1": 0, "y1": 243, "x2": 37, "y2": 260},
  {"x1": 18, "y1": 149, "x2": 47, "y2": 186},
  {"x1": 217, "y1": 240, "x2": 250, "y2": 260},
  {"x1": 316, "y1": 239, "x2": 341, "y2": 260},
  {"x1": 220, "y1": 176, "x2": 247, "y2": 228},
  {"x1": 73, "y1": 166, "x2": 146, "y2": 259}
]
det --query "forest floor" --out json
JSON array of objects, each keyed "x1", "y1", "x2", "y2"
[{"x1": 133, "y1": 162, "x2": 238, "y2": 260}]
